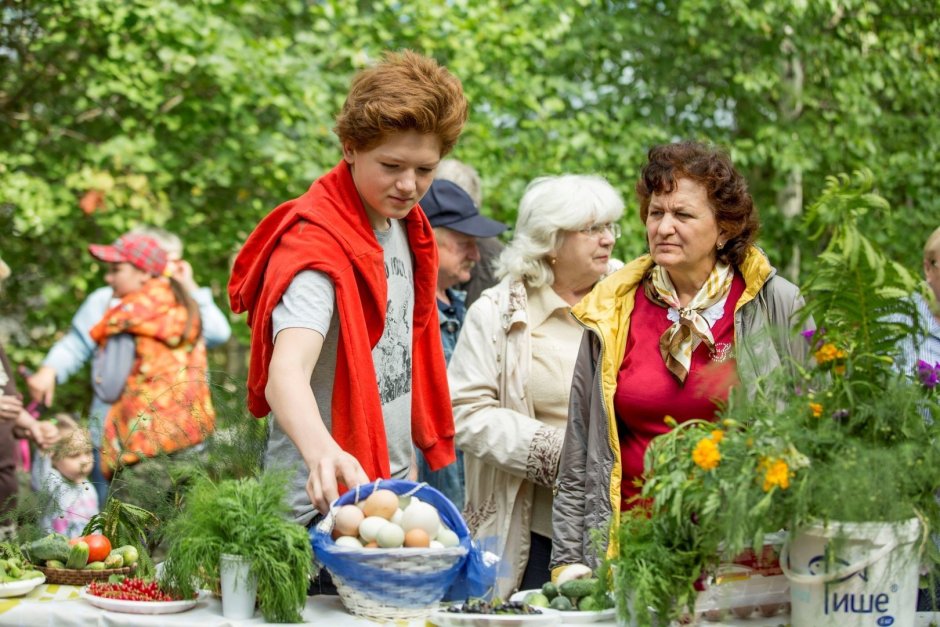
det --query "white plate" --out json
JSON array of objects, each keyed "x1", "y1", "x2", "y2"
[
  {"x1": 509, "y1": 590, "x2": 617, "y2": 624},
  {"x1": 429, "y1": 604, "x2": 562, "y2": 626},
  {"x1": 0, "y1": 574, "x2": 45, "y2": 598},
  {"x1": 78, "y1": 587, "x2": 204, "y2": 614}
]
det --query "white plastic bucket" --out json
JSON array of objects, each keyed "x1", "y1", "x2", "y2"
[
  {"x1": 220, "y1": 553, "x2": 258, "y2": 620},
  {"x1": 780, "y1": 518, "x2": 922, "y2": 627}
]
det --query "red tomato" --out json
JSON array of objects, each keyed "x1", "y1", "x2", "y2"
[{"x1": 83, "y1": 534, "x2": 112, "y2": 563}]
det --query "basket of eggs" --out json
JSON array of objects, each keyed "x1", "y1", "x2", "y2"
[{"x1": 311, "y1": 479, "x2": 471, "y2": 622}]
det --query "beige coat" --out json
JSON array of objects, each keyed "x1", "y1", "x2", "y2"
[{"x1": 448, "y1": 277, "x2": 566, "y2": 597}]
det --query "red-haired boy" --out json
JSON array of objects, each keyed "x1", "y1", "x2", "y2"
[{"x1": 229, "y1": 51, "x2": 467, "y2": 527}]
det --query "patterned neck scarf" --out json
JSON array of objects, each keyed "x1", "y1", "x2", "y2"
[{"x1": 644, "y1": 261, "x2": 734, "y2": 384}]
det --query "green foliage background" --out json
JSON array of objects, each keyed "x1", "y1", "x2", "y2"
[{"x1": 2, "y1": 0, "x2": 939, "y2": 415}]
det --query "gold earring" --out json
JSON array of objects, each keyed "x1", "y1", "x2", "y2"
[{"x1": 550, "y1": 257, "x2": 556, "y2": 266}]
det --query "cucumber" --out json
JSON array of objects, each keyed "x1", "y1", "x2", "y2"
[
  {"x1": 113, "y1": 545, "x2": 139, "y2": 566},
  {"x1": 84, "y1": 561, "x2": 106, "y2": 571},
  {"x1": 44, "y1": 559, "x2": 66, "y2": 569},
  {"x1": 541, "y1": 581, "x2": 558, "y2": 600},
  {"x1": 549, "y1": 595, "x2": 573, "y2": 611},
  {"x1": 579, "y1": 596, "x2": 600, "y2": 611},
  {"x1": 558, "y1": 577, "x2": 599, "y2": 600},
  {"x1": 66, "y1": 541, "x2": 89, "y2": 569},
  {"x1": 21, "y1": 533, "x2": 71, "y2": 563}
]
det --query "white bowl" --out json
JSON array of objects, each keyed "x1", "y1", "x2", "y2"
[{"x1": 0, "y1": 574, "x2": 45, "y2": 598}]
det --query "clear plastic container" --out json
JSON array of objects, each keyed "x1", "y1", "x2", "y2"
[{"x1": 693, "y1": 541, "x2": 790, "y2": 622}]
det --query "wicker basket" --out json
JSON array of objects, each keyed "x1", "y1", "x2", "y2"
[
  {"x1": 311, "y1": 480, "x2": 471, "y2": 622},
  {"x1": 36, "y1": 563, "x2": 136, "y2": 586}
]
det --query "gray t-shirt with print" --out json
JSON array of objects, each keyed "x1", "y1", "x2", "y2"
[{"x1": 265, "y1": 219, "x2": 415, "y2": 526}]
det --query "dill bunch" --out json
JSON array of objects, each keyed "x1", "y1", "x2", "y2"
[{"x1": 160, "y1": 472, "x2": 313, "y2": 623}]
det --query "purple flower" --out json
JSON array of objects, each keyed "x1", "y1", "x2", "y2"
[
  {"x1": 800, "y1": 327, "x2": 826, "y2": 349},
  {"x1": 831, "y1": 409, "x2": 850, "y2": 421},
  {"x1": 916, "y1": 360, "x2": 940, "y2": 389}
]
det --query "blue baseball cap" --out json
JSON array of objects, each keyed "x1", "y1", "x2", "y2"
[{"x1": 420, "y1": 180, "x2": 507, "y2": 238}]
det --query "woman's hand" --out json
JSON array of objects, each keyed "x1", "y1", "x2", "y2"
[
  {"x1": 26, "y1": 366, "x2": 57, "y2": 406},
  {"x1": 0, "y1": 395, "x2": 23, "y2": 421},
  {"x1": 28, "y1": 419, "x2": 60, "y2": 450}
]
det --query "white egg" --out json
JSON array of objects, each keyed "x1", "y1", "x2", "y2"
[
  {"x1": 397, "y1": 495, "x2": 413, "y2": 510},
  {"x1": 435, "y1": 522, "x2": 451, "y2": 540},
  {"x1": 334, "y1": 535, "x2": 363, "y2": 549},
  {"x1": 359, "y1": 516, "x2": 389, "y2": 542},
  {"x1": 429, "y1": 540, "x2": 444, "y2": 549},
  {"x1": 436, "y1": 527, "x2": 460, "y2": 548},
  {"x1": 375, "y1": 522, "x2": 405, "y2": 548},
  {"x1": 390, "y1": 508, "x2": 404, "y2": 526},
  {"x1": 401, "y1": 501, "x2": 440, "y2": 538}
]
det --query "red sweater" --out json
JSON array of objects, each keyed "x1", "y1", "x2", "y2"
[{"x1": 228, "y1": 160, "x2": 456, "y2": 479}]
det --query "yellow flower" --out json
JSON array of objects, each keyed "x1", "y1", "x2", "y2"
[
  {"x1": 710, "y1": 430, "x2": 724, "y2": 443},
  {"x1": 663, "y1": 415, "x2": 677, "y2": 427},
  {"x1": 834, "y1": 364, "x2": 846, "y2": 376},
  {"x1": 809, "y1": 402, "x2": 823, "y2": 418},
  {"x1": 814, "y1": 343, "x2": 846, "y2": 365},
  {"x1": 693, "y1": 437, "x2": 721, "y2": 471},
  {"x1": 759, "y1": 457, "x2": 792, "y2": 491}
]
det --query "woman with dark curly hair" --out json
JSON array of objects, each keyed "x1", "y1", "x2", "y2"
[{"x1": 551, "y1": 141, "x2": 813, "y2": 573}]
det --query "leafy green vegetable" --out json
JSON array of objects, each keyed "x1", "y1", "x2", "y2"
[
  {"x1": 82, "y1": 498, "x2": 158, "y2": 578},
  {"x1": 160, "y1": 472, "x2": 312, "y2": 623}
]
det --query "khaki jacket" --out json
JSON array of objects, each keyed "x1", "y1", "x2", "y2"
[
  {"x1": 551, "y1": 247, "x2": 810, "y2": 572},
  {"x1": 448, "y1": 277, "x2": 566, "y2": 597}
]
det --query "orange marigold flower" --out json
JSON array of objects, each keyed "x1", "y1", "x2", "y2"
[
  {"x1": 809, "y1": 402, "x2": 823, "y2": 418},
  {"x1": 693, "y1": 437, "x2": 721, "y2": 471},
  {"x1": 710, "y1": 429, "x2": 724, "y2": 443},
  {"x1": 814, "y1": 343, "x2": 846, "y2": 365},
  {"x1": 759, "y1": 457, "x2": 792, "y2": 491}
]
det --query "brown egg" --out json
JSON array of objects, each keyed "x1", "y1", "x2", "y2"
[
  {"x1": 333, "y1": 504, "x2": 365, "y2": 537},
  {"x1": 404, "y1": 528, "x2": 431, "y2": 548},
  {"x1": 362, "y1": 489, "x2": 399, "y2": 520},
  {"x1": 731, "y1": 606, "x2": 754, "y2": 619},
  {"x1": 363, "y1": 540, "x2": 379, "y2": 549}
]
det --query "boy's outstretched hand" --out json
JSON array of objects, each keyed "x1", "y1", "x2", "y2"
[{"x1": 306, "y1": 447, "x2": 370, "y2": 514}]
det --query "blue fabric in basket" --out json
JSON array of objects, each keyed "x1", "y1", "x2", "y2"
[{"x1": 310, "y1": 479, "x2": 496, "y2": 604}]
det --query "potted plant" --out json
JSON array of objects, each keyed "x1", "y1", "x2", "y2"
[
  {"x1": 607, "y1": 171, "x2": 940, "y2": 627},
  {"x1": 159, "y1": 471, "x2": 313, "y2": 623}
]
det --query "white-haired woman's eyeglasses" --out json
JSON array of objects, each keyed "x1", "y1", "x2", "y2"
[{"x1": 578, "y1": 223, "x2": 621, "y2": 239}]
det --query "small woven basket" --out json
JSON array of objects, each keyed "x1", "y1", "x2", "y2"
[
  {"x1": 36, "y1": 563, "x2": 136, "y2": 586},
  {"x1": 311, "y1": 480, "x2": 471, "y2": 622}
]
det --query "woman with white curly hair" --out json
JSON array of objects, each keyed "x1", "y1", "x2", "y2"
[{"x1": 447, "y1": 174, "x2": 624, "y2": 595}]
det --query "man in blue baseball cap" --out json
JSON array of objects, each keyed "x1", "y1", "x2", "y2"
[{"x1": 418, "y1": 179, "x2": 507, "y2": 507}]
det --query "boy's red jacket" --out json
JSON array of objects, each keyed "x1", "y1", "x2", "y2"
[{"x1": 228, "y1": 160, "x2": 455, "y2": 479}]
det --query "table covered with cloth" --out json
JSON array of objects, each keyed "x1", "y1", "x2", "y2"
[{"x1": 3, "y1": 584, "x2": 940, "y2": 626}]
